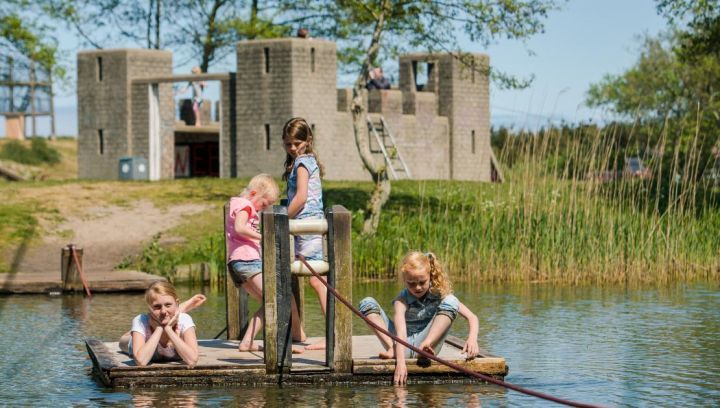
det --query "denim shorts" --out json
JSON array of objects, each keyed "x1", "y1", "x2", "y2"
[
  {"x1": 358, "y1": 296, "x2": 459, "y2": 358},
  {"x1": 228, "y1": 259, "x2": 262, "y2": 286}
]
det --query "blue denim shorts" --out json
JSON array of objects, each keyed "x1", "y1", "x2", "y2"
[
  {"x1": 228, "y1": 259, "x2": 262, "y2": 286},
  {"x1": 358, "y1": 296, "x2": 459, "y2": 358}
]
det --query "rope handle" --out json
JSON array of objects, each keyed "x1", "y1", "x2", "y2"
[{"x1": 297, "y1": 255, "x2": 601, "y2": 408}]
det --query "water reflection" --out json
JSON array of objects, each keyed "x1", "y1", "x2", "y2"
[{"x1": 0, "y1": 282, "x2": 717, "y2": 406}]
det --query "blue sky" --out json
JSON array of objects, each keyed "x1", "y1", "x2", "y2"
[{"x1": 1, "y1": 0, "x2": 667, "y2": 136}]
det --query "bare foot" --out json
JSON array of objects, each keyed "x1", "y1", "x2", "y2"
[
  {"x1": 179, "y1": 294, "x2": 207, "y2": 314},
  {"x1": 292, "y1": 346, "x2": 305, "y2": 354},
  {"x1": 378, "y1": 349, "x2": 395, "y2": 359},
  {"x1": 292, "y1": 334, "x2": 308, "y2": 343},
  {"x1": 304, "y1": 339, "x2": 326, "y2": 351},
  {"x1": 238, "y1": 341, "x2": 262, "y2": 352}
]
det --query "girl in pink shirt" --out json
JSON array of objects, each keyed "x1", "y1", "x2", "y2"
[{"x1": 226, "y1": 174, "x2": 306, "y2": 352}]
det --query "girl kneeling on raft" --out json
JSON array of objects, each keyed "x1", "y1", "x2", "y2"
[
  {"x1": 119, "y1": 281, "x2": 201, "y2": 367},
  {"x1": 359, "y1": 251, "x2": 480, "y2": 385}
]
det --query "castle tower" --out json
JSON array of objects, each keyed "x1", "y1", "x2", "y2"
[
  {"x1": 399, "y1": 53, "x2": 491, "y2": 181},
  {"x1": 234, "y1": 38, "x2": 337, "y2": 178},
  {"x1": 77, "y1": 49, "x2": 172, "y2": 179}
]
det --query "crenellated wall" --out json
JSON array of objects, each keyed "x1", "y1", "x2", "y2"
[{"x1": 77, "y1": 40, "x2": 492, "y2": 182}]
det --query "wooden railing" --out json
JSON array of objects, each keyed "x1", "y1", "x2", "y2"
[{"x1": 225, "y1": 204, "x2": 353, "y2": 375}]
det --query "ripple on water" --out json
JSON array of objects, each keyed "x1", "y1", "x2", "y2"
[{"x1": 0, "y1": 283, "x2": 718, "y2": 406}]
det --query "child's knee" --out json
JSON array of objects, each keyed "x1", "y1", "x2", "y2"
[{"x1": 358, "y1": 297, "x2": 382, "y2": 316}]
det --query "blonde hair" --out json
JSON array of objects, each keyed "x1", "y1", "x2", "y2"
[
  {"x1": 282, "y1": 117, "x2": 325, "y2": 181},
  {"x1": 400, "y1": 251, "x2": 452, "y2": 298},
  {"x1": 242, "y1": 173, "x2": 280, "y2": 201},
  {"x1": 145, "y1": 281, "x2": 179, "y2": 305}
]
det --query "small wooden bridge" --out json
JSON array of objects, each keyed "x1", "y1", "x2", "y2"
[{"x1": 86, "y1": 205, "x2": 507, "y2": 387}]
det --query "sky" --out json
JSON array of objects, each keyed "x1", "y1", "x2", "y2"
[{"x1": 1, "y1": 0, "x2": 668, "y2": 137}]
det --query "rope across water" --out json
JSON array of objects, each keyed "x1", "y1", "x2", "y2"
[{"x1": 297, "y1": 255, "x2": 602, "y2": 408}]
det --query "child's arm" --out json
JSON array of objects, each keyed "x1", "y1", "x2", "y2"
[
  {"x1": 287, "y1": 165, "x2": 310, "y2": 218},
  {"x1": 234, "y1": 209, "x2": 261, "y2": 240},
  {"x1": 163, "y1": 313, "x2": 199, "y2": 367},
  {"x1": 131, "y1": 318, "x2": 163, "y2": 366},
  {"x1": 458, "y1": 302, "x2": 480, "y2": 359},
  {"x1": 392, "y1": 299, "x2": 409, "y2": 385}
]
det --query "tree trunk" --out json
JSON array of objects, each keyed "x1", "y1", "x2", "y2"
[{"x1": 350, "y1": 1, "x2": 389, "y2": 235}]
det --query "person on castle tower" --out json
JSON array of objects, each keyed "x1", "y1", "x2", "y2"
[
  {"x1": 175, "y1": 66, "x2": 206, "y2": 127},
  {"x1": 366, "y1": 67, "x2": 391, "y2": 90}
]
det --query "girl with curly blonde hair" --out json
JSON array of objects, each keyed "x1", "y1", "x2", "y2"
[{"x1": 359, "y1": 251, "x2": 480, "y2": 385}]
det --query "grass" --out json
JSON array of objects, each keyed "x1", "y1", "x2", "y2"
[{"x1": 1, "y1": 132, "x2": 717, "y2": 284}]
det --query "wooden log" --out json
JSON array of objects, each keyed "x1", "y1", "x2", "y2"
[
  {"x1": 85, "y1": 339, "x2": 116, "y2": 386},
  {"x1": 288, "y1": 218, "x2": 328, "y2": 235},
  {"x1": 326, "y1": 205, "x2": 353, "y2": 373},
  {"x1": 61, "y1": 245, "x2": 83, "y2": 292},
  {"x1": 290, "y1": 260, "x2": 329, "y2": 276}
]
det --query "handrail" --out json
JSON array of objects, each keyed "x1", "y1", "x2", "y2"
[{"x1": 289, "y1": 218, "x2": 328, "y2": 235}]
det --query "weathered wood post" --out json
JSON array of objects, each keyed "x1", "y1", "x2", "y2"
[
  {"x1": 224, "y1": 202, "x2": 249, "y2": 340},
  {"x1": 263, "y1": 206, "x2": 293, "y2": 374},
  {"x1": 61, "y1": 244, "x2": 83, "y2": 292},
  {"x1": 325, "y1": 205, "x2": 353, "y2": 373}
]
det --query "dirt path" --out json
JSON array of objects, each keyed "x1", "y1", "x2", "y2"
[{"x1": 8, "y1": 200, "x2": 209, "y2": 275}]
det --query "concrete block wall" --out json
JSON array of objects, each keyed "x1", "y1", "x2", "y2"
[
  {"x1": 77, "y1": 50, "x2": 131, "y2": 179},
  {"x1": 127, "y1": 51, "x2": 174, "y2": 179},
  {"x1": 77, "y1": 49, "x2": 172, "y2": 179}
]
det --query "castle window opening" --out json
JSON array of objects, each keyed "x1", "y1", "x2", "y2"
[
  {"x1": 471, "y1": 58, "x2": 475, "y2": 84},
  {"x1": 264, "y1": 48, "x2": 270, "y2": 74},
  {"x1": 471, "y1": 130, "x2": 475, "y2": 154},
  {"x1": 412, "y1": 61, "x2": 430, "y2": 91},
  {"x1": 98, "y1": 129, "x2": 104, "y2": 155},
  {"x1": 265, "y1": 124, "x2": 271, "y2": 150},
  {"x1": 311, "y1": 48, "x2": 315, "y2": 72},
  {"x1": 97, "y1": 57, "x2": 103, "y2": 81},
  {"x1": 311, "y1": 123, "x2": 315, "y2": 135}
]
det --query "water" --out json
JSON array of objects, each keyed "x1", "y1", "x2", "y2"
[{"x1": 0, "y1": 282, "x2": 718, "y2": 407}]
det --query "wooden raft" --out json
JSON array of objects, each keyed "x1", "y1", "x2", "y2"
[{"x1": 86, "y1": 335, "x2": 507, "y2": 387}]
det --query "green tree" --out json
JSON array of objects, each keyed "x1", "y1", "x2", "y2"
[
  {"x1": 1, "y1": 3, "x2": 61, "y2": 75},
  {"x1": 284, "y1": 0, "x2": 559, "y2": 234},
  {"x1": 40, "y1": 0, "x2": 288, "y2": 71}
]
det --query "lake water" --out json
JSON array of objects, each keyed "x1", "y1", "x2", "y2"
[{"x1": 0, "y1": 282, "x2": 718, "y2": 407}]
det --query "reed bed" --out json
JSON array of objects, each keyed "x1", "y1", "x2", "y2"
[{"x1": 349, "y1": 123, "x2": 719, "y2": 284}]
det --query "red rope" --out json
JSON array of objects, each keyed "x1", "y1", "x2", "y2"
[
  {"x1": 297, "y1": 255, "x2": 601, "y2": 408},
  {"x1": 69, "y1": 244, "x2": 92, "y2": 297}
]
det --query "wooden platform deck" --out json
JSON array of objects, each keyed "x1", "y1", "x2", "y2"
[
  {"x1": 0, "y1": 270, "x2": 164, "y2": 294},
  {"x1": 86, "y1": 335, "x2": 508, "y2": 387}
]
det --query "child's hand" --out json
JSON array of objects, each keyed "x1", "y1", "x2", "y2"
[
  {"x1": 164, "y1": 312, "x2": 180, "y2": 330},
  {"x1": 393, "y1": 361, "x2": 408, "y2": 385},
  {"x1": 463, "y1": 339, "x2": 479, "y2": 360}
]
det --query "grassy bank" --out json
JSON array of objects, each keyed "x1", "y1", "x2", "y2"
[{"x1": 1, "y1": 135, "x2": 717, "y2": 284}]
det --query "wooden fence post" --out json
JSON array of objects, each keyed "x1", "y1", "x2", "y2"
[
  {"x1": 61, "y1": 245, "x2": 83, "y2": 292},
  {"x1": 326, "y1": 205, "x2": 353, "y2": 373},
  {"x1": 263, "y1": 206, "x2": 293, "y2": 374},
  {"x1": 225, "y1": 203, "x2": 249, "y2": 340}
]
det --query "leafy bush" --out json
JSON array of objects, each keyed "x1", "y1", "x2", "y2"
[{"x1": 0, "y1": 138, "x2": 61, "y2": 165}]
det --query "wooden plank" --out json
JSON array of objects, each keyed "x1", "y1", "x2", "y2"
[
  {"x1": 262, "y1": 207, "x2": 278, "y2": 374},
  {"x1": 274, "y1": 206, "x2": 293, "y2": 373},
  {"x1": 327, "y1": 205, "x2": 353, "y2": 373},
  {"x1": 352, "y1": 357, "x2": 507, "y2": 375},
  {"x1": 225, "y1": 202, "x2": 240, "y2": 340},
  {"x1": 85, "y1": 339, "x2": 116, "y2": 386}
]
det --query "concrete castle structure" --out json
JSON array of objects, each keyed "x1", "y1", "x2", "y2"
[{"x1": 77, "y1": 38, "x2": 499, "y2": 182}]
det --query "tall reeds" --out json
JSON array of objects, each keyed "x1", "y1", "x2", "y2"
[{"x1": 351, "y1": 122, "x2": 719, "y2": 284}]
